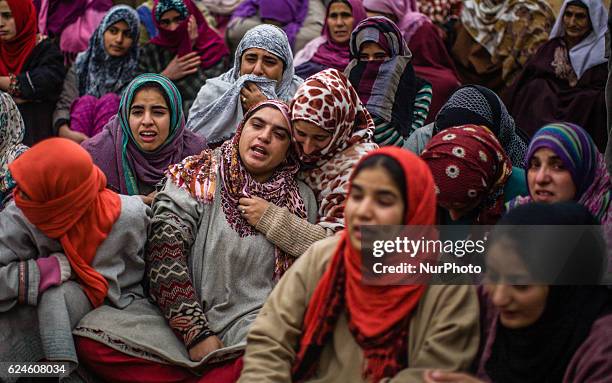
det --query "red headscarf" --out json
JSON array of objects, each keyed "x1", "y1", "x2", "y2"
[
  {"x1": 9, "y1": 138, "x2": 122, "y2": 308},
  {"x1": 292, "y1": 146, "x2": 437, "y2": 382},
  {"x1": 150, "y1": 0, "x2": 228, "y2": 70},
  {"x1": 0, "y1": 0, "x2": 37, "y2": 76}
]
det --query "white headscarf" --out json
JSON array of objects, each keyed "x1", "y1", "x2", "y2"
[
  {"x1": 186, "y1": 24, "x2": 303, "y2": 144},
  {"x1": 0, "y1": 92, "x2": 28, "y2": 198},
  {"x1": 549, "y1": 0, "x2": 608, "y2": 79}
]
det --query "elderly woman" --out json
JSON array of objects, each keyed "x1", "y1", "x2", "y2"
[
  {"x1": 362, "y1": 0, "x2": 460, "y2": 120},
  {"x1": 344, "y1": 16, "x2": 433, "y2": 146},
  {"x1": 450, "y1": 0, "x2": 554, "y2": 93},
  {"x1": 238, "y1": 68, "x2": 378, "y2": 257},
  {"x1": 239, "y1": 147, "x2": 479, "y2": 382},
  {"x1": 0, "y1": 91, "x2": 27, "y2": 210},
  {"x1": 73, "y1": 100, "x2": 318, "y2": 382},
  {"x1": 137, "y1": 0, "x2": 229, "y2": 115},
  {"x1": 293, "y1": 0, "x2": 367, "y2": 79},
  {"x1": 187, "y1": 24, "x2": 303, "y2": 145},
  {"x1": 421, "y1": 124, "x2": 516, "y2": 225},
  {"x1": 507, "y1": 122, "x2": 612, "y2": 273},
  {"x1": 0, "y1": 0, "x2": 65, "y2": 146},
  {"x1": 505, "y1": 0, "x2": 608, "y2": 151},
  {"x1": 82, "y1": 73, "x2": 207, "y2": 205},
  {"x1": 53, "y1": 5, "x2": 141, "y2": 143},
  {"x1": 425, "y1": 202, "x2": 612, "y2": 383},
  {"x1": 0, "y1": 138, "x2": 149, "y2": 374}
]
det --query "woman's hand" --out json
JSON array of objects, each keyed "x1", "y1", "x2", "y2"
[
  {"x1": 423, "y1": 370, "x2": 485, "y2": 383},
  {"x1": 58, "y1": 124, "x2": 89, "y2": 144},
  {"x1": 188, "y1": 15, "x2": 198, "y2": 48},
  {"x1": 188, "y1": 335, "x2": 224, "y2": 361},
  {"x1": 139, "y1": 191, "x2": 157, "y2": 205},
  {"x1": 238, "y1": 196, "x2": 270, "y2": 227},
  {"x1": 161, "y1": 52, "x2": 201, "y2": 81},
  {"x1": 240, "y1": 82, "x2": 267, "y2": 112}
]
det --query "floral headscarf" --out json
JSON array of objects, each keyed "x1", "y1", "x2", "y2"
[
  {"x1": 168, "y1": 100, "x2": 306, "y2": 279},
  {"x1": 421, "y1": 124, "x2": 512, "y2": 224},
  {"x1": 291, "y1": 68, "x2": 378, "y2": 230}
]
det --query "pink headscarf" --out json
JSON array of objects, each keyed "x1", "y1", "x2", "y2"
[
  {"x1": 150, "y1": 0, "x2": 228, "y2": 70},
  {"x1": 362, "y1": 0, "x2": 429, "y2": 42},
  {"x1": 293, "y1": 0, "x2": 367, "y2": 70}
]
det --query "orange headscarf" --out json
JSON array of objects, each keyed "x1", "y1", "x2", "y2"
[
  {"x1": 9, "y1": 138, "x2": 122, "y2": 307},
  {"x1": 0, "y1": 0, "x2": 37, "y2": 76},
  {"x1": 293, "y1": 146, "x2": 437, "y2": 382}
]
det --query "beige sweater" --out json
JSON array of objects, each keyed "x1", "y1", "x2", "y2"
[{"x1": 238, "y1": 236, "x2": 480, "y2": 383}]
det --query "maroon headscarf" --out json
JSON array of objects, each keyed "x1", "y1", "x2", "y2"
[{"x1": 150, "y1": 0, "x2": 228, "y2": 70}]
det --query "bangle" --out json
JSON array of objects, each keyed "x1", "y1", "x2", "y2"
[{"x1": 8, "y1": 73, "x2": 20, "y2": 97}]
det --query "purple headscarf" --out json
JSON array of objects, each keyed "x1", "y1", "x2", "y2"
[
  {"x1": 82, "y1": 74, "x2": 207, "y2": 195},
  {"x1": 45, "y1": 0, "x2": 112, "y2": 37},
  {"x1": 232, "y1": 0, "x2": 309, "y2": 47},
  {"x1": 294, "y1": 0, "x2": 367, "y2": 70}
]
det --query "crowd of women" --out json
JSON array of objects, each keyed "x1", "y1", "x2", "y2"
[{"x1": 1, "y1": 0, "x2": 611, "y2": 382}]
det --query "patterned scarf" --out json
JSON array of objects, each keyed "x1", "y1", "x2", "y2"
[
  {"x1": 434, "y1": 85, "x2": 528, "y2": 167},
  {"x1": 291, "y1": 68, "x2": 378, "y2": 231},
  {"x1": 0, "y1": 92, "x2": 28, "y2": 202},
  {"x1": 345, "y1": 16, "x2": 425, "y2": 138},
  {"x1": 150, "y1": 0, "x2": 228, "y2": 70},
  {"x1": 75, "y1": 5, "x2": 140, "y2": 98},
  {"x1": 83, "y1": 73, "x2": 207, "y2": 195},
  {"x1": 508, "y1": 122, "x2": 612, "y2": 228},
  {"x1": 168, "y1": 100, "x2": 306, "y2": 280},
  {"x1": 461, "y1": 0, "x2": 555, "y2": 86},
  {"x1": 292, "y1": 146, "x2": 436, "y2": 382},
  {"x1": 421, "y1": 124, "x2": 512, "y2": 224}
]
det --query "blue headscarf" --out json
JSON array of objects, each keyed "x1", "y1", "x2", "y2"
[{"x1": 75, "y1": 5, "x2": 140, "y2": 98}]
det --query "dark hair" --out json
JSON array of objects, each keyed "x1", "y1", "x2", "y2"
[
  {"x1": 131, "y1": 82, "x2": 171, "y2": 110},
  {"x1": 328, "y1": 0, "x2": 353, "y2": 12},
  {"x1": 352, "y1": 154, "x2": 407, "y2": 217}
]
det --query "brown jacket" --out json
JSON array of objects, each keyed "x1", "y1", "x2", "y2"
[{"x1": 239, "y1": 235, "x2": 480, "y2": 383}]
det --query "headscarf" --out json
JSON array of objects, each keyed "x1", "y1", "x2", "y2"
[
  {"x1": 231, "y1": 0, "x2": 309, "y2": 48},
  {"x1": 345, "y1": 16, "x2": 425, "y2": 138},
  {"x1": 0, "y1": 92, "x2": 28, "y2": 202},
  {"x1": 186, "y1": 25, "x2": 303, "y2": 144},
  {"x1": 293, "y1": 0, "x2": 367, "y2": 70},
  {"x1": 421, "y1": 124, "x2": 513, "y2": 224},
  {"x1": 509, "y1": 123, "x2": 612, "y2": 227},
  {"x1": 74, "y1": 5, "x2": 140, "y2": 98},
  {"x1": 168, "y1": 100, "x2": 306, "y2": 280},
  {"x1": 150, "y1": 0, "x2": 228, "y2": 70},
  {"x1": 461, "y1": 0, "x2": 555, "y2": 85},
  {"x1": 362, "y1": 0, "x2": 429, "y2": 42},
  {"x1": 484, "y1": 202, "x2": 610, "y2": 383},
  {"x1": 82, "y1": 73, "x2": 207, "y2": 195},
  {"x1": 9, "y1": 138, "x2": 122, "y2": 308},
  {"x1": 549, "y1": 0, "x2": 608, "y2": 79},
  {"x1": 418, "y1": 0, "x2": 461, "y2": 25},
  {"x1": 0, "y1": 0, "x2": 37, "y2": 76},
  {"x1": 433, "y1": 85, "x2": 528, "y2": 167},
  {"x1": 292, "y1": 146, "x2": 436, "y2": 382},
  {"x1": 292, "y1": 68, "x2": 378, "y2": 231},
  {"x1": 40, "y1": 0, "x2": 88, "y2": 37}
]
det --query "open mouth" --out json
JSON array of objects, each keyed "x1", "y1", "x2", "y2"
[
  {"x1": 250, "y1": 144, "x2": 268, "y2": 159},
  {"x1": 139, "y1": 130, "x2": 158, "y2": 143},
  {"x1": 534, "y1": 189, "x2": 554, "y2": 200}
]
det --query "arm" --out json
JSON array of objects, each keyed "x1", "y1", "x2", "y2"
[
  {"x1": 238, "y1": 238, "x2": 334, "y2": 382},
  {"x1": 412, "y1": 83, "x2": 433, "y2": 133},
  {"x1": 146, "y1": 181, "x2": 215, "y2": 351},
  {"x1": 388, "y1": 285, "x2": 480, "y2": 382},
  {"x1": 16, "y1": 40, "x2": 66, "y2": 101},
  {"x1": 52, "y1": 65, "x2": 78, "y2": 135},
  {"x1": 256, "y1": 203, "x2": 332, "y2": 257}
]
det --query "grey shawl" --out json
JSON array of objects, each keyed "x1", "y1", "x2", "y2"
[
  {"x1": 0, "y1": 195, "x2": 150, "y2": 381},
  {"x1": 74, "y1": 177, "x2": 317, "y2": 369},
  {"x1": 186, "y1": 24, "x2": 303, "y2": 144}
]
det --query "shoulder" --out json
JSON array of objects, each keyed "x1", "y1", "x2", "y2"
[
  {"x1": 117, "y1": 195, "x2": 151, "y2": 223},
  {"x1": 565, "y1": 313, "x2": 612, "y2": 382}
]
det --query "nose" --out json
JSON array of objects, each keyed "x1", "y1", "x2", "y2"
[
  {"x1": 258, "y1": 126, "x2": 272, "y2": 143},
  {"x1": 354, "y1": 196, "x2": 374, "y2": 221},
  {"x1": 116, "y1": 33, "x2": 124, "y2": 44},
  {"x1": 301, "y1": 139, "x2": 317, "y2": 155},
  {"x1": 142, "y1": 110, "x2": 153, "y2": 125},
  {"x1": 534, "y1": 166, "x2": 550, "y2": 184},
  {"x1": 490, "y1": 284, "x2": 512, "y2": 307},
  {"x1": 252, "y1": 59, "x2": 264, "y2": 76}
]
